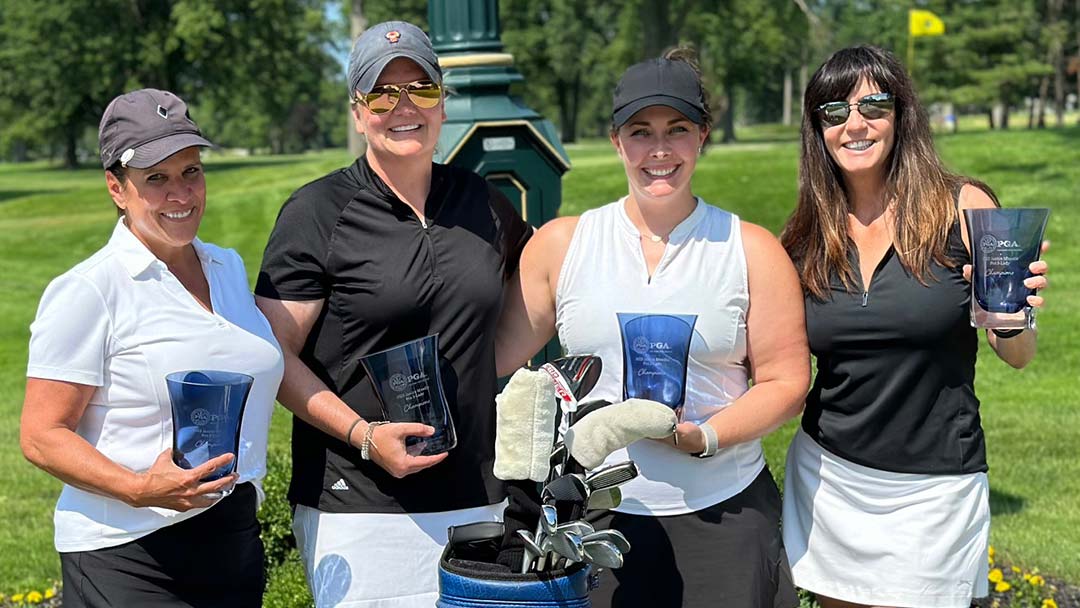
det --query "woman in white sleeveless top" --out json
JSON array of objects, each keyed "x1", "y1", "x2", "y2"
[{"x1": 496, "y1": 49, "x2": 810, "y2": 608}]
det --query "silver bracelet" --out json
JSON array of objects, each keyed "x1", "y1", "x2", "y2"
[
  {"x1": 361, "y1": 421, "x2": 390, "y2": 461},
  {"x1": 695, "y1": 423, "x2": 719, "y2": 459}
]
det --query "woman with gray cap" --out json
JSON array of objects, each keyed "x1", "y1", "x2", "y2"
[
  {"x1": 496, "y1": 49, "x2": 806, "y2": 608},
  {"x1": 20, "y1": 88, "x2": 283, "y2": 607},
  {"x1": 255, "y1": 20, "x2": 531, "y2": 607}
]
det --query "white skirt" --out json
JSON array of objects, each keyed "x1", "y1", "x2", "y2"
[
  {"x1": 782, "y1": 429, "x2": 989, "y2": 608},
  {"x1": 293, "y1": 501, "x2": 506, "y2": 608}
]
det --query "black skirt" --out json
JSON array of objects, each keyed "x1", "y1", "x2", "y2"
[
  {"x1": 60, "y1": 483, "x2": 264, "y2": 608},
  {"x1": 587, "y1": 466, "x2": 797, "y2": 608}
]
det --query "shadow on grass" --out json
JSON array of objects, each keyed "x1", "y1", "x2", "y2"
[
  {"x1": 990, "y1": 487, "x2": 1026, "y2": 516},
  {"x1": 0, "y1": 190, "x2": 49, "y2": 203}
]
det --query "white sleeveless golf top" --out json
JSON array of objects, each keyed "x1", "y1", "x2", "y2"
[{"x1": 555, "y1": 197, "x2": 764, "y2": 516}]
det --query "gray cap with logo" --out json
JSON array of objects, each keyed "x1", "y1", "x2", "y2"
[
  {"x1": 98, "y1": 89, "x2": 213, "y2": 170},
  {"x1": 347, "y1": 21, "x2": 442, "y2": 97}
]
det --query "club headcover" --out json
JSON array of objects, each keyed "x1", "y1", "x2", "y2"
[
  {"x1": 494, "y1": 367, "x2": 558, "y2": 482},
  {"x1": 564, "y1": 398, "x2": 677, "y2": 469}
]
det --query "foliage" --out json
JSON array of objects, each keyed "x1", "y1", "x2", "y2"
[
  {"x1": 0, "y1": 0, "x2": 343, "y2": 164},
  {"x1": 263, "y1": 551, "x2": 314, "y2": 608}
]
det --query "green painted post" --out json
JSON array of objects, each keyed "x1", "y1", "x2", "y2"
[{"x1": 429, "y1": 0, "x2": 570, "y2": 365}]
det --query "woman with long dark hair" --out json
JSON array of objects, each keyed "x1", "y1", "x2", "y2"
[{"x1": 781, "y1": 45, "x2": 1049, "y2": 608}]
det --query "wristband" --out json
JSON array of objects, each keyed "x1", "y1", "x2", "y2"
[
  {"x1": 694, "y1": 423, "x2": 719, "y2": 459},
  {"x1": 992, "y1": 329, "x2": 1024, "y2": 339},
  {"x1": 361, "y1": 421, "x2": 390, "y2": 461},
  {"x1": 345, "y1": 417, "x2": 365, "y2": 447}
]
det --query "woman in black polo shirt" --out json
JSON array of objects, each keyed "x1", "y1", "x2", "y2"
[
  {"x1": 780, "y1": 46, "x2": 1050, "y2": 608},
  {"x1": 254, "y1": 21, "x2": 530, "y2": 607}
]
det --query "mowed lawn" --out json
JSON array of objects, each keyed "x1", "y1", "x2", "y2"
[{"x1": 0, "y1": 126, "x2": 1076, "y2": 591}]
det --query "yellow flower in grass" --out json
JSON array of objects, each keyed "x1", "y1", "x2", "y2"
[
  {"x1": 1012, "y1": 566, "x2": 1022, "y2": 574},
  {"x1": 995, "y1": 581, "x2": 1012, "y2": 593},
  {"x1": 12, "y1": 593, "x2": 25, "y2": 602},
  {"x1": 989, "y1": 568, "x2": 1004, "y2": 583},
  {"x1": 45, "y1": 588, "x2": 57, "y2": 599},
  {"x1": 1042, "y1": 599, "x2": 1058, "y2": 608},
  {"x1": 1024, "y1": 573, "x2": 1033, "y2": 582},
  {"x1": 27, "y1": 590, "x2": 44, "y2": 603},
  {"x1": 1031, "y1": 575, "x2": 1045, "y2": 586},
  {"x1": 989, "y1": 545, "x2": 996, "y2": 559}
]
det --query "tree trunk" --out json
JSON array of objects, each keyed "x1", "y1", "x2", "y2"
[
  {"x1": 1033, "y1": 77, "x2": 1049, "y2": 128},
  {"x1": 720, "y1": 77, "x2": 736, "y2": 143},
  {"x1": 63, "y1": 126, "x2": 78, "y2": 169},
  {"x1": 782, "y1": 69, "x2": 792, "y2": 126},
  {"x1": 1000, "y1": 101, "x2": 1010, "y2": 129},
  {"x1": 641, "y1": 0, "x2": 674, "y2": 59},
  {"x1": 799, "y1": 62, "x2": 809, "y2": 116},
  {"x1": 987, "y1": 107, "x2": 995, "y2": 130},
  {"x1": 348, "y1": 0, "x2": 368, "y2": 159}
]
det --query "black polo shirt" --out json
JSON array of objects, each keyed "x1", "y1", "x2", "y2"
[
  {"x1": 802, "y1": 221, "x2": 986, "y2": 475},
  {"x1": 255, "y1": 157, "x2": 531, "y2": 513}
]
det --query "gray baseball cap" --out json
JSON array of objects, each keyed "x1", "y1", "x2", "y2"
[
  {"x1": 347, "y1": 21, "x2": 442, "y2": 97},
  {"x1": 98, "y1": 89, "x2": 213, "y2": 170}
]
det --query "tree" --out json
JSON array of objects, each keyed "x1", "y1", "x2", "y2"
[{"x1": 0, "y1": 0, "x2": 342, "y2": 164}]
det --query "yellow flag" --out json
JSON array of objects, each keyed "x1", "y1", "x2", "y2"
[{"x1": 909, "y1": 9, "x2": 945, "y2": 37}]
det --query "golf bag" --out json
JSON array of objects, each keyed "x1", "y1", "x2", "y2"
[{"x1": 437, "y1": 520, "x2": 593, "y2": 608}]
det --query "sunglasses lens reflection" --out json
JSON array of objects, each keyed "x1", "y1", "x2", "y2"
[
  {"x1": 362, "y1": 82, "x2": 442, "y2": 114},
  {"x1": 818, "y1": 94, "x2": 894, "y2": 126}
]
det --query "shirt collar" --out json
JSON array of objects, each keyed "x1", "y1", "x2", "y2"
[{"x1": 109, "y1": 218, "x2": 223, "y2": 278}]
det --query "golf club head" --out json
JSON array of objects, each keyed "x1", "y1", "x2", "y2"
[
  {"x1": 582, "y1": 538, "x2": 624, "y2": 569},
  {"x1": 540, "y1": 504, "x2": 559, "y2": 535},
  {"x1": 549, "y1": 355, "x2": 603, "y2": 402},
  {"x1": 582, "y1": 529, "x2": 630, "y2": 554},
  {"x1": 542, "y1": 474, "x2": 590, "y2": 505},
  {"x1": 546, "y1": 529, "x2": 585, "y2": 563},
  {"x1": 586, "y1": 487, "x2": 622, "y2": 510},
  {"x1": 584, "y1": 461, "x2": 639, "y2": 490},
  {"x1": 553, "y1": 520, "x2": 595, "y2": 538}
]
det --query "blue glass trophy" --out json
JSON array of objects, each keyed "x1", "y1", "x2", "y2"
[
  {"x1": 359, "y1": 334, "x2": 457, "y2": 456},
  {"x1": 617, "y1": 313, "x2": 697, "y2": 420},
  {"x1": 964, "y1": 208, "x2": 1049, "y2": 329},
  {"x1": 166, "y1": 370, "x2": 252, "y2": 483}
]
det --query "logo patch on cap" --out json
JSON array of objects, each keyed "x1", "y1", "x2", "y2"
[
  {"x1": 120, "y1": 149, "x2": 135, "y2": 167},
  {"x1": 385, "y1": 30, "x2": 401, "y2": 44},
  {"x1": 157, "y1": 105, "x2": 168, "y2": 119}
]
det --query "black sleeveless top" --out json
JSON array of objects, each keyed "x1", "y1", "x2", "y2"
[{"x1": 802, "y1": 219, "x2": 986, "y2": 474}]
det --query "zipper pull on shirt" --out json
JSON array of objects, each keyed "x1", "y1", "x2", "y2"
[{"x1": 861, "y1": 291, "x2": 869, "y2": 307}]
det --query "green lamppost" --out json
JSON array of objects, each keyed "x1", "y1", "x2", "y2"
[
  {"x1": 429, "y1": 0, "x2": 569, "y2": 362},
  {"x1": 428, "y1": 0, "x2": 570, "y2": 227}
]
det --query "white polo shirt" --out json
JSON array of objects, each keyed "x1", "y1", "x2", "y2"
[{"x1": 27, "y1": 219, "x2": 283, "y2": 553}]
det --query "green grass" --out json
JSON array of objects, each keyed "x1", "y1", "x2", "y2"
[{"x1": 0, "y1": 126, "x2": 1077, "y2": 592}]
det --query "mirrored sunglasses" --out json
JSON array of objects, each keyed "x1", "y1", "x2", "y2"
[
  {"x1": 816, "y1": 92, "x2": 895, "y2": 126},
  {"x1": 356, "y1": 80, "x2": 442, "y2": 114}
]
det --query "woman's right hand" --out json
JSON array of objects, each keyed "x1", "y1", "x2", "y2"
[
  {"x1": 127, "y1": 450, "x2": 239, "y2": 511},
  {"x1": 368, "y1": 422, "x2": 448, "y2": 479}
]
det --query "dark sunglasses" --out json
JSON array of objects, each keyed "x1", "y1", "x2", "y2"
[
  {"x1": 816, "y1": 92, "x2": 895, "y2": 126},
  {"x1": 355, "y1": 80, "x2": 442, "y2": 114}
]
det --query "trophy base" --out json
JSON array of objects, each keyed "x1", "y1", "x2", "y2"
[
  {"x1": 970, "y1": 300, "x2": 1036, "y2": 330},
  {"x1": 406, "y1": 432, "x2": 457, "y2": 457}
]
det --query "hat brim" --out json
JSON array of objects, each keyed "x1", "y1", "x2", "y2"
[
  {"x1": 125, "y1": 133, "x2": 214, "y2": 169},
  {"x1": 354, "y1": 52, "x2": 442, "y2": 95},
  {"x1": 613, "y1": 95, "x2": 705, "y2": 129}
]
